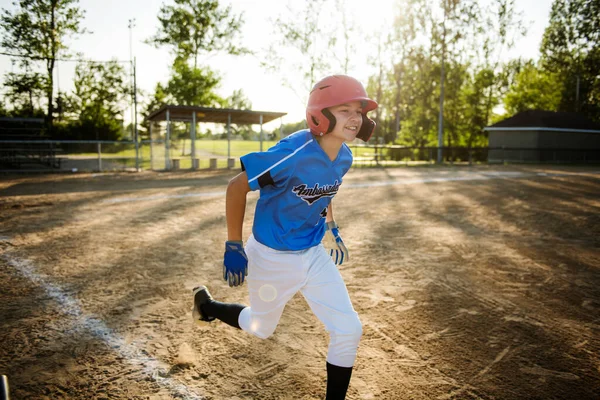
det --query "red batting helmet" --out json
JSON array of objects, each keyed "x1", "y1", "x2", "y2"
[{"x1": 306, "y1": 75, "x2": 378, "y2": 141}]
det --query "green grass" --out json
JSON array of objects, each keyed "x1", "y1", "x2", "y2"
[
  {"x1": 80, "y1": 140, "x2": 272, "y2": 170},
  {"x1": 55, "y1": 140, "x2": 437, "y2": 170},
  {"x1": 188, "y1": 139, "x2": 278, "y2": 157},
  {"x1": 62, "y1": 139, "x2": 386, "y2": 160}
]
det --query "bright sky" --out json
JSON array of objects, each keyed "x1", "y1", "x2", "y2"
[{"x1": 0, "y1": 0, "x2": 555, "y2": 129}]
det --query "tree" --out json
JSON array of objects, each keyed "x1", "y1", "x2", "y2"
[
  {"x1": 225, "y1": 89, "x2": 252, "y2": 110},
  {"x1": 464, "y1": 0, "x2": 527, "y2": 146},
  {"x1": 147, "y1": 0, "x2": 247, "y2": 69},
  {"x1": 540, "y1": 0, "x2": 600, "y2": 120},
  {"x1": 386, "y1": 0, "x2": 420, "y2": 143},
  {"x1": 1, "y1": 0, "x2": 86, "y2": 131},
  {"x1": 0, "y1": 100, "x2": 8, "y2": 117},
  {"x1": 376, "y1": 0, "x2": 527, "y2": 150},
  {"x1": 166, "y1": 60, "x2": 224, "y2": 107},
  {"x1": 271, "y1": 120, "x2": 306, "y2": 139},
  {"x1": 462, "y1": 67, "x2": 496, "y2": 147},
  {"x1": 223, "y1": 89, "x2": 253, "y2": 139},
  {"x1": 366, "y1": 33, "x2": 386, "y2": 147},
  {"x1": 62, "y1": 60, "x2": 130, "y2": 140},
  {"x1": 442, "y1": 61, "x2": 469, "y2": 149},
  {"x1": 396, "y1": 48, "x2": 441, "y2": 148},
  {"x1": 503, "y1": 60, "x2": 562, "y2": 115},
  {"x1": 333, "y1": 0, "x2": 358, "y2": 74},
  {"x1": 140, "y1": 60, "x2": 224, "y2": 143},
  {"x1": 3, "y1": 69, "x2": 47, "y2": 117},
  {"x1": 140, "y1": 83, "x2": 168, "y2": 139},
  {"x1": 145, "y1": 0, "x2": 244, "y2": 124},
  {"x1": 262, "y1": 0, "x2": 334, "y2": 101},
  {"x1": 377, "y1": 0, "x2": 478, "y2": 149}
]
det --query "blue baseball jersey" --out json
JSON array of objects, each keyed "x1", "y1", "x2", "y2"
[{"x1": 240, "y1": 129, "x2": 353, "y2": 251}]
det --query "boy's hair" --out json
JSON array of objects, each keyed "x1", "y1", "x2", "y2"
[{"x1": 306, "y1": 75, "x2": 378, "y2": 141}]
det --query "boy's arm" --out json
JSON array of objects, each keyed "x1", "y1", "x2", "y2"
[
  {"x1": 223, "y1": 171, "x2": 251, "y2": 287},
  {"x1": 226, "y1": 171, "x2": 251, "y2": 241},
  {"x1": 326, "y1": 202, "x2": 334, "y2": 223}
]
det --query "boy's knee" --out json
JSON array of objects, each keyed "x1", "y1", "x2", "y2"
[
  {"x1": 332, "y1": 314, "x2": 362, "y2": 342},
  {"x1": 253, "y1": 330, "x2": 274, "y2": 340},
  {"x1": 347, "y1": 315, "x2": 363, "y2": 342},
  {"x1": 246, "y1": 319, "x2": 277, "y2": 340},
  {"x1": 239, "y1": 307, "x2": 280, "y2": 339}
]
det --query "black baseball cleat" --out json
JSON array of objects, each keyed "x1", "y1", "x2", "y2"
[
  {"x1": 1, "y1": 374, "x2": 9, "y2": 400},
  {"x1": 192, "y1": 286, "x2": 216, "y2": 325}
]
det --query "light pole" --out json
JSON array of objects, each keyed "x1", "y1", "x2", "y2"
[
  {"x1": 128, "y1": 18, "x2": 139, "y2": 170},
  {"x1": 437, "y1": 3, "x2": 447, "y2": 164},
  {"x1": 128, "y1": 19, "x2": 136, "y2": 139}
]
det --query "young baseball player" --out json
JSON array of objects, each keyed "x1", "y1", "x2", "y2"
[{"x1": 192, "y1": 75, "x2": 377, "y2": 399}]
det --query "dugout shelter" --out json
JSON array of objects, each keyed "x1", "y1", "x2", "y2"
[
  {"x1": 146, "y1": 105, "x2": 287, "y2": 170},
  {"x1": 484, "y1": 110, "x2": 600, "y2": 163}
]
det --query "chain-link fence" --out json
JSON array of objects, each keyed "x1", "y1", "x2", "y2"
[
  {"x1": 0, "y1": 140, "x2": 139, "y2": 172},
  {"x1": 146, "y1": 123, "x2": 277, "y2": 171},
  {"x1": 350, "y1": 145, "x2": 600, "y2": 167},
  {"x1": 2, "y1": 140, "x2": 599, "y2": 172}
]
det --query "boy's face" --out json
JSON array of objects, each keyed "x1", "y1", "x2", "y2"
[{"x1": 327, "y1": 101, "x2": 363, "y2": 142}]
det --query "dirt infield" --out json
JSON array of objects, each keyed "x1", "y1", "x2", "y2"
[{"x1": 1, "y1": 165, "x2": 599, "y2": 400}]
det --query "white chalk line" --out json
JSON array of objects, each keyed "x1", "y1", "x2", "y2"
[
  {"x1": 101, "y1": 170, "x2": 599, "y2": 204},
  {"x1": 2, "y1": 254, "x2": 205, "y2": 400}
]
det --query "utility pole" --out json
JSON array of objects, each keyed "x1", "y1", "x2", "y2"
[
  {"x1": 134, "y1": 57, "x2": 139, "y2": 171},
  {"x1": 437, "y1": 3, "x2": 447, "y2": 164},
  {"x1": 575, "y1": 75, "x2": 580, "y2": 112},
  {"x1": 128, "y1": 19, "x2": 136, "y2": 140},
  {"x1": 128, "y1": 18, "x2": 139, "y2": 171}
]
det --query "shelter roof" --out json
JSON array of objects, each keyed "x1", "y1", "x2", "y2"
[
  {"x1": 146, "y1": 105, "x2": 287, "y2": 125},
  {"x1": 485, "y1": 110, "x2": 600, "y2": 133}
]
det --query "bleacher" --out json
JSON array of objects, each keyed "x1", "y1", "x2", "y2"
[{"x1": 0, "y1": 117, "x2": 62, "y2": 169}]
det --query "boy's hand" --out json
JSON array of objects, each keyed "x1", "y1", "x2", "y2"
[
  {"x1": 322, "y1": 221, "x2": 349, "y2": 265},
  {"x1": 223, "y1": 241, "x2": 248, "y2": 287}
]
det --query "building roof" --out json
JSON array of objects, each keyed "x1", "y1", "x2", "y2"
[
  {"x1": 485, "y1": 110, "x2": 600, "y2": 133},
  {"x1": 146, "y1": 105, "x2": 287, "y2": 125}
]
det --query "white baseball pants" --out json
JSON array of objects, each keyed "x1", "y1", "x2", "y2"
[{"x1": 238, "y1": 235, "x2": 362, "y2": 368}]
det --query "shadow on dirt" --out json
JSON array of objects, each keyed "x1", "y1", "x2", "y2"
[
  {"x1": 363, "y1": 175, "x2": 600, "y2": 399},
  {"x1": 0, "y1": 170, "x2": 238, "y2": 197}
]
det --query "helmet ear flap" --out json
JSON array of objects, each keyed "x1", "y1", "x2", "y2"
[
  {"x1": 309, "y1": 111, "x2": 336, "y2": 135},
  {"x1": 356, "y1": 115, "x2": 376, "y2": 141},
  {"x1": 321, "y1": 109, "x2": 336, "y2": 134}
]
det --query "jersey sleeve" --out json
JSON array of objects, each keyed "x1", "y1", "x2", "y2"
[{"x1": 240, "y1": 141, "x2": 296, "y2": 191}]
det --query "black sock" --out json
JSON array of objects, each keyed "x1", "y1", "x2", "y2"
[
  {"x1": 326, "y1": 362, "x2": 353, "y2": 400},
  {"x1": 201, "y1": 300, "x2": 245, "y2": 329}
]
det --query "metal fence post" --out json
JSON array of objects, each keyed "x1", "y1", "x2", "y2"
[
  {"x1": 259, "y1": 114, "x2": 264, "y2": 152},
  {"x1": 227, "y1": 113, "x2": 231, "y2": 168},
  {"x1": 97, "y1": 142, "x2": 102, "y2": 172},
  {"x1": 165, "y1": 110, "x2": 171, "y2": 170},
  {"x1": 149, "y1": 125, "x2": 154, "y2": 170},
  {"x1": 191, "y1": 112, "x2": 197, "y2": 169}
]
